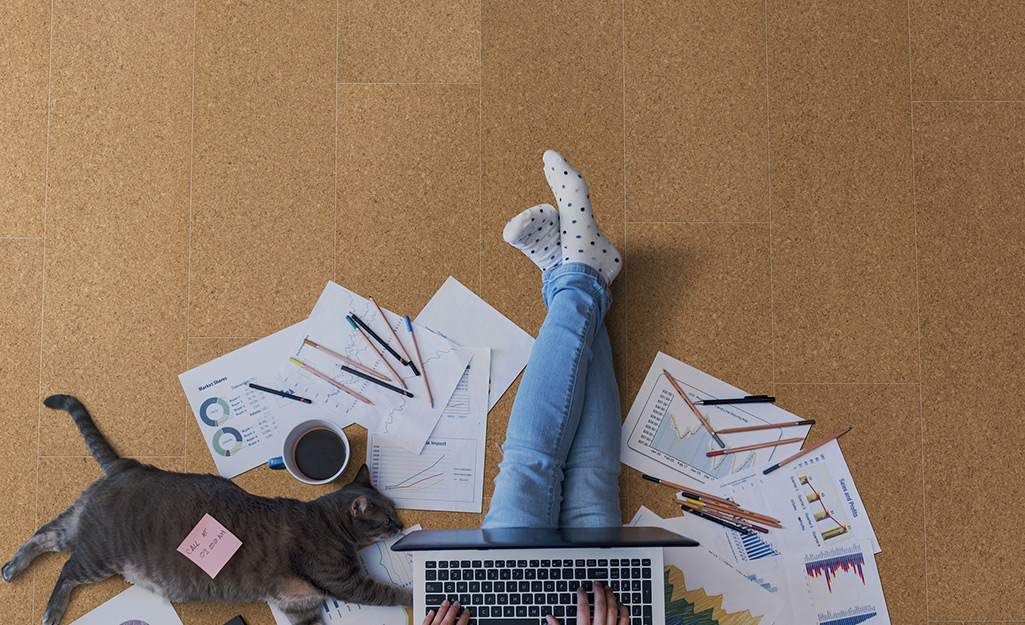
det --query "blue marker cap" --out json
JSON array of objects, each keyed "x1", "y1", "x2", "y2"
[{"x1": 404, "y1": 315, "x2": 413, "y2": 332}]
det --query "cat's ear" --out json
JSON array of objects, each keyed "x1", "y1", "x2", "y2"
[
  {"x1": 350, "y1": 495, "x2": 370, "y2": 517},
  {"x1": 354, "y1": 463, "x2": 372, "y2": 486}
]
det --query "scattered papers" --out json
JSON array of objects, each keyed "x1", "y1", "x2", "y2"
[
  {"x1": 628, "y1": 506, "x2": 784, "y2": 625},
  {"x1": 177, "y1": 513, "x2": 243, "y2": 579},
  {"x1": 270, "y1": 526, "x2": 420, "y2": 625},
  {"x1": 368, "y1": 348, "x2": 491, "y2": 513},
  {"x1": 416, "y1": 276, "x2": 535, "y2": 411},
  {"x1": 621, "y1": 352, "x2": 812, "y2": 488},
  {"x1": 179, "y1": 322, "x2": 317, "y2": 478},
  {"x1": 277, "y1": 282, "x2": 473, "y2": 454},
  {"x1": 69, "y1": 585, "x2": 182, "y2": 625}
]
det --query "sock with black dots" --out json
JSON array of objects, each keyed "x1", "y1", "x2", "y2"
[
  {"x1": 502, "y1": 203, "x2": 562, "y2": 272},
  {"x1": 542, "y1": 150, "x2": 621, "y2": 285}
]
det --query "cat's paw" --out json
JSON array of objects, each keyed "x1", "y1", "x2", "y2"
[
  {"x1": 398, "y1": 588, "x2": 414, "y2": 607},
  {"x1": 1, "y1": 560, "x2": 16, "y2": 583},
  {"x1": 43, "y1": 606, "x2": 66, "y2": 625}
]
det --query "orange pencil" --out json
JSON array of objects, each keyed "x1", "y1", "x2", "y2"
[
  {"x1": 763, "y1": 426, "x2": 853, "y2": 474},
  {"x1": 715, "y1": 420, "x2": 815, "y2": 434},
  {"x1": 303, "y1": 338, "x2": 390, "y2": 381},
  {"x1": 369, "y1": 297, "x2": 419, "y2": 376},
  {"x1": 346, "y1": 316, "x2": 407, "y2": 389},
  {"x1": 663, "y1": 370, "x2": 725, "y2": 448},
  {"x1": 289, "y1": 357, "x2": 372, "y2": 406},
  {"x1": 706, "y1": 436, "x2": 805, "y2": 457}
]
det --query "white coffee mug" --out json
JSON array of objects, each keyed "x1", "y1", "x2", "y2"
[{"x1": 268, "y1": 418, "x2": 350, "y2": 485}]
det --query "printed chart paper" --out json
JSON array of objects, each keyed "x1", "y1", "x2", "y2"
[
  {"x1": 621, "y1": 352, "x2": 812, "y2": 488},
  {"x1": 416, "y1": 276, "x2": 535, "y2": 411},
  {"x1": 68, "y1": 585, "x2": 183, "y2": 625},
  {"x1": 179, "y1": 321, "x2": 322, "y2": 478},
  {"x1": 270, "y1": 526, "x2": 420, "y2": 625},
  {"x1": 368, "y1": 348, "x2": 490, "y2": 512},
  {"x1": 277, "y1": 282, "x2": 473, "y2": 454}
]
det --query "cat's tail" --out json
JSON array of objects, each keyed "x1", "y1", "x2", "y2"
[{"x1": 43, "y1": 394, "x2": 120, "y2": 473}]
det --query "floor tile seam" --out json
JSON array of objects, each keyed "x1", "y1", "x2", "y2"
[
  {"x1": 763, "y1": 0, "x2": 775, "y2": 398},
  {"x1": 37, "y1": 455, "x2": 187, "y2": 460},
  {"x1": 478, "y1": 0, "x2": 482, "y2": 298},
  {"x1": 185, "y1": 0, "x2": 197, "y2": 473},
  {"x1": 336, "y1": 81, "x2": 480, "y2": 86},
  {"x1": 906, "y1": 1, "x2": 930, "y2": 618},
  {"x1": 189, "y1": 336, "x2": 264, "y2": 340},
  {"x1": 0, "y1": 236, "x2": 45, "y2": 240},
  {"x1": 912, "y1": 99, "x2": 1025, "y2": 104},
  {"x1": 624, "y1": 220, "x2": 771, "y2": 225},
  {"x1": 774, "y1": 381, "x2": 920, "y2": 386},
  {"x1": 622, "y1": 0, "x2": 629, "y2": 519},
  {"x1": 334, "y1": 3, "x2": 339, "y2": 286}
]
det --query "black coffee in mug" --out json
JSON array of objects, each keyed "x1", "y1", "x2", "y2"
[{"x1": 294, "y1": 428, "x2": 347, "y2": 481}]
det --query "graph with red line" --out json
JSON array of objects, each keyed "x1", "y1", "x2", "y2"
[
  {"x1": 369, "y1": 437, "x2": 476, "y2": 505},
  {"x1": 799, "y1": 471, "x2": 850, "y2": 542},
  {"x1": 804, "y1": 545, "x2": 867, "y2": 593}
]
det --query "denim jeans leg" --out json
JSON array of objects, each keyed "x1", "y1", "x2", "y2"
[{"x1": 482, "y1": 263, "x2": 612, "y2": 528}]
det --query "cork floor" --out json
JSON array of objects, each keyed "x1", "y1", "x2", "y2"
[{"x1": 3, "y1": 1, "x2": 1024, "y2": 623}]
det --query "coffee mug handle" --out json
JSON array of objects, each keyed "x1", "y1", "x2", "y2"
[{"x1": 268, "y1": 456, "x2": 285, "y2": 470}]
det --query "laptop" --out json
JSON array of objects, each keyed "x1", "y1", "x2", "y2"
[{"x1": 392, "y1": 526, "x2": 697, "y2": 625}]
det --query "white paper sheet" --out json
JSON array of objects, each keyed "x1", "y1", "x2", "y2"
[
  {"x1": 781, "y1": 542, "x2": 891, "y2": 625},
  {"x1": 416, "y1": 276, "x2": 535, "y2": 411},
  {"x1": 367, "y1": 348, "x2": 490, "y2": 513},
  {"x1": 178, "y1": 321, "x2": 329, "y2": 478},
  {"x1": 270, "y1": 526, "x2": 419, "y2": 625},
  {"x1": 628, "y1": 506, "x2": 785, "y2": 625},
  {"x1": 276, "y1": 282, "x2": 473, "y2": 454},
  {"x1": 69, "y1": 585, "x2": 183, "y2": 625},
  {"x1": 620, "y1": 352, "x2": 812, "y2": 488}
]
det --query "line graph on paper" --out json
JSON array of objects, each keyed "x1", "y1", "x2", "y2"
[
  {"x1": 627, "y1": 374, "x2": 782, "y2": 482},
  {"x1": 369, "y1": 438, "x2": 476, "y2": 504}
]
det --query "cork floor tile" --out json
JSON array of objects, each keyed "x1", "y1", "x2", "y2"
[
  {"x1": 0, "y1": 1, "x2": 48, "y2": 237},
  {"x1": 910, "y1": 1, "x2": 1025, "y2": 101},
  {"x1": 774, "y1": 384, "x2": 925, "y2": 625},
  {"x1": 0, "y1": 240, "x2": 43, "y2": 625},
  {"x1": 336, "y1": 84, "x2": 481, "y2": 316},
  {"x1": 622, "y1": 222, "x2": 772, "y2": 520},
  {"x1": 189, "y1": 0, "x2": 335, "y2": 338},
  {"x1": 915, "y1": 103, "x2": 1025, "y2": 620},
  {"x1": 624, "y1": 0, "x2": 768, "y2": 223},
  {"x1": 338, "y1": 0, "x2": 479, "y2": 83},
  {"x1": 767, "y1": 0, "x2": 919, "y2": 384},
  {"x1": 32, "y1": 456, "x2": 184, "y2": 624},
  {"x1": 39, "y1": 0, "x2": 191, "y2": 458}
]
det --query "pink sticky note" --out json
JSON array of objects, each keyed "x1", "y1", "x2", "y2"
[{"x1": 177, "y1": 513, "x2": 242, "y2": 579}]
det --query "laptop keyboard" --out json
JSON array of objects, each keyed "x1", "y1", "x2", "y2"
[{"x1": 422, "y1": 557, "x2": 655, "y2": 625}]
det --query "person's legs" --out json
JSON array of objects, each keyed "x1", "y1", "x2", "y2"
[
  {"x1": 558, "y1": 320, "x2": 622, "y2": 528},
  {"x1": 482, "y1": 262, "x2": 612, "y2": 528}
]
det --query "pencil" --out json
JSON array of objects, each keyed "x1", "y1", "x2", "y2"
[
  {"x1": 338, "y1": 364, "x2": 414, "y2": 398},
  {"x1": 677, "y1": 496, "x2": 782, "y2": 528},
  {"x1": 763, "y1": 426, "x2": 852, "y2": 474},
  {"x1": 303, "y1": 338, "x2": 390, "y2": 381},
  {"x1": 682, "y1": 503, "x2": 768, "y2": 534},
  {"x1": 640, "y1": 474, "x2": 739, "y2": 508},
  {"x1": 247, "y1": 382, "x2": 312, "y2": 404},
  {"x1": 349, "y1": 312, "x2": 411, "y2": 368},
  {"x1": 288, "y1": 357, "x2": 372, "y2": 405},
  {"x1": 680, "y1": 504, "x2": 752, "y2": 535},
  {"x1": 696, "y1": 395, "x2": 775, "y2": 405},
  {"x1": 346, "y1": 316, "x2": 407, "y2": 389},
  {"x1": 715, "y1": 420, "x2": 815, "y2": 434},
  {"x1": 404, "y1": 316, "x2": 433, "y2": 408},
  {"x1": 706, "y1": 436, "x2": 805, "y2": 457},
  {"x1": 369, "y1": 297, "x2": 420, "y2": 376},
  {"x1": 663, "y1": 369, "x2": 725, "y2": 448}
]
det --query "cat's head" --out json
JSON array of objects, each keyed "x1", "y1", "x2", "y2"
[{"x1": 340, "y1": 464, "x2": 404, "y2": 542}]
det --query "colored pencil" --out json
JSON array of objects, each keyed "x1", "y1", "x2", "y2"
[
  {"x1": 303, "y1": 338, "x2": 390, "y2": 381},
  {"x1": 404, "y1": 316, "x2": 433, "y2": 408},
  {"x1": 696, "y1": 395, "x2": 775, "y2": 405},
  {"x1": 288, "y1": 357, "x2": 372, "y2": 405},
  {"x1": 349, "y1": 312, "x2": 412, "y2": 368},
  {"x1": 641, "y1": 474, "x2": 739, "y2": 508},
  {"x1": 763, "y1": 426, "x2": 852, "y2": 475},
  {"x1": 682, "y1": 503, "x2": 768, "y2": 534},
  {"x1": 680, "y1": 504, "x2": 752, "y2": 535},
  {"x1": 338, "y1": 364, "x2": 414, "y2": 398},
  {"x1": 370, "y1": 297, "x2": 420, "y2": 376},
  {"x1": 346, "y1": 316, "x2": 407, "y2": 389},
  {"x1": 706, "y1": 436, "x2": 805, "y2": 457},
  {"x1": 715, "y1": 420, "x2": 815, "y2": 434},
  {"x1": 677, "y1": 496, "x2": 782, "y2": 528},
  {"x1": 247, "y1": 382, "x2": 311, "y2": 404},
  {"x1": 663, "y1": 369, "x2": 725, "y2": 448}
]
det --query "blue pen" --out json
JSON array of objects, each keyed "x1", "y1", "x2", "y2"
[
  {"x1": 347, "y1": 315, "x2": 406, "y2": 389},
  {"x1": 404, "y1": 316, "x2": 433, "y2": 408}
]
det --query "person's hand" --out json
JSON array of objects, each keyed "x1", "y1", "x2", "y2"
[
  {"x1": 546, "y1": 581, "x2": 629, "y2": 625},
  {"x1": 421, "y1": 600, "x2": 469, "y2": 625}
]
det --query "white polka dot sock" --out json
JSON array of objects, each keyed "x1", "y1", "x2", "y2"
[
  {"x1": 543, "y1": 150, "x2": 622, "y2": 285},
  {"x1": 502, "y1": 203, "x2": 562, "y2": 272}
]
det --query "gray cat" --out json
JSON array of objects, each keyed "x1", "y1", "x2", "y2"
[{"x1": 2, "y1": 395, "x2": 413, "y2": 625}]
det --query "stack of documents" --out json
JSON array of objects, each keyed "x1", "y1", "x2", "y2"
[
  {"x1": 179, "y1": 277, "x2": 534, "y2": 514},
  {"x1": 621, "y1": 352, "x2": 890, "y2": 625}
]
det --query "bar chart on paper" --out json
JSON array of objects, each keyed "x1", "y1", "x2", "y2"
[{"x1": 369, "y1": 437, "x2": 477, "y2": 505}]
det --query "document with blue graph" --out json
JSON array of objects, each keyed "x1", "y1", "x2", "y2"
[{"x1": 620, "y1": 351, "x2": 813, "y2": 488}]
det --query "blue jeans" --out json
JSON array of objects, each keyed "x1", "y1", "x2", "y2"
[{"x1": 483, "y1": 263, "x2": 621, "y2": 528}]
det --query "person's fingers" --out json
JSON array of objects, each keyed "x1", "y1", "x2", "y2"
[
  {"x1": 442, "y1": 601, "x2": 462, "y2": 625},
  {"x1": 603, "y1": 585, "x2": 618, "y2": 625},
  {"x1": 593, "y1": 582, "x2": 607, "y2": 625},
  {"x1": 576, "y1": 586, "x2": 590, "y2": 625},
  {"x1": 545, "y1": 615, "x2": 561, "y2": 625},
  {"x1": 618, "y1": 600, "x2": 629, "y2": 625},
  {"x1": 433, "y1": 600, "x2": 451, "y2": 624},
  {"x1": 456, "y1": 605, "x2": 470, "y2": 625},
  {"x1": 421, "y1": 609, "x2": 435, "y2": 625}
]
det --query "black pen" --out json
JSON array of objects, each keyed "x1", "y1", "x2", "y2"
[
  {"x1": 680, "y1": 505, "x2": 752, "y2": 535},
  {"x1": 349, "y1": 312, "x2": 414, "y2": 370},
  {"x1": 695, "y1": 395, "x2": 775, "y2": 405},
  {"x1": 338, "y1": 364, "x2": 415, "y2": 398},
  {"x1": 247, "y1": 383, "x2": 312, "y2": 404}
]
